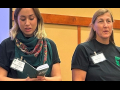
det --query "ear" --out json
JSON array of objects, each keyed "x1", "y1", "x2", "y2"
[{"x1": 91, "y1": 24, "x2": 96, "y2": 32}]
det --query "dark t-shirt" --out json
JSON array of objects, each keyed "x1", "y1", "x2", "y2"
[
  {"x1": 0, "y1": 37, "x2": 60, "y2": 78},
  {"x1": 71, "y1": 39, "x2": 120, "y2": 81}
]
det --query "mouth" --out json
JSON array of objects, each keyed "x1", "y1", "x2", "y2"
[
  {"x1": 25, "y1": 28, "x2": 32, "y2": 32},
  {"x1": 103, "y1": 30, "x2": 109, "y2": 33}
]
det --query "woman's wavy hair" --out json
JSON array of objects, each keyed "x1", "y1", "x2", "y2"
[
  {"x1": 9, "y1": 8, "x2": 47, "y2": 40},
  {"x1": 86, "y1": 8, "x2": 115, "y2": 44}
]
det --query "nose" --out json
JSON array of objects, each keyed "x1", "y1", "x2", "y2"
[
  {"x1": 25, "y1": 19, "x2": 30, "y2": 25},
  {"x1": 103, "y1": 21, "x2": 108, "y2": 27}
]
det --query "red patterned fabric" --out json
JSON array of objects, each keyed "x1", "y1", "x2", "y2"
[{"x1": 15, "y1": 38, "x2": 47, "y2": 63}]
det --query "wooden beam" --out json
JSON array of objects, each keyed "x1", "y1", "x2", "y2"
[
  {"x1": 113, "y1": 20, "x2": 120, "y2": 29},
  {"x1": 77, "y1": 26, "x2": 81, "y2": 44},
  {"x1": 41, "y1": 13, "x2": 92, "y2": 27},
  {"x1": 12, "y1": 11, "x2": 120, "y2": 29}
]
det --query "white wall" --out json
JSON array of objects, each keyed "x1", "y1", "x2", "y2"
[{"x1": 0, "y1": 8, "x2": 10, "y2": 43}]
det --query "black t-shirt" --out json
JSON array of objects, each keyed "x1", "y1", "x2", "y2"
[
  {"x1": 0, "y1": 37, "x2": 60, "y2": 78},
  {"x1": 71, "y1": 39, "x2": 120, "y2": 81}
]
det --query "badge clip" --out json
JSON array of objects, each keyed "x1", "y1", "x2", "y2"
[
  {"x1": 21, "y1": 56, "x2": 23, "y2": 61},
  {"x1": 94, "y1": 51, "x2": 97, "y2": 56}
]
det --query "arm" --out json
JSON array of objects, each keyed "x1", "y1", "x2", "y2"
[
  {"x1": 71, "y1": 44, "x2": 89, "y2": 81},
  {"x1": 0, "y1": 67, "x2": 43, "y2": 81},
  {"x1": 42, "y1": 39, "x2": 62, "y2": 81},
  {"x1": 0, "y1": 67, "x2": 26, "y2": 81},
  {"x1": 43, "y1": 63, "x2": 62, "y2": 81},
  {"x1": 72, "y1": 69, "x2": 87, "y2": 81}
]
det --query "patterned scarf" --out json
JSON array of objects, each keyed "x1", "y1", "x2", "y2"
[
  {"x1": 14, "y1": 31, "x2": 52, "y2": 78},
  {"x1": 15, "y1": 38, "x2": 47, "y2": 64}
]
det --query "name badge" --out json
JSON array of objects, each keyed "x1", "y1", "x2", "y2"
[
  {"x1": 10, "y1": 58, "x2": 25, "y2": 72},
  {"x1": 91, "y1": 52, "x2": 106, "y2": 64}
]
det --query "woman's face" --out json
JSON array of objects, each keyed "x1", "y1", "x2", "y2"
[
  {"x1": 17, "y1": 8, "x2": 37, "y2": 37},
  {"x1": 93, "y1": 12, "x2": 113, "y2": 40}
]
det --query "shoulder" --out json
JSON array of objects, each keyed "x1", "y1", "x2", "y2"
[
  {"x1": 77, "y1": 41, "x2": 92, "y2": 49},
  {"x1": 46, "y1": 38, "x2": 59, "y2": 55},
  {"x1": 1, "y1": 37, "x2": 14, "y2": 48},
  {"x1": 74, "y1": 42, "x2": 88, "y2": 54},
  {"x1": 80, "y1": 40, "x2": 94, "y2": 46},
  {"x1": 46, "y1": 38, "x2": 57, "y2": 47},
  {"x1": 116, "y1": 45, "x2": 120, "y2": 48},
  {"x1": 116, "y1": 45, "x2": 120, "y2": 52},
  {"x1": 74, "y1": 40, "x2": 94, "y2": 54},
  {"x1": 47, "y1": 38, "x2": 55, "y2": 44},
  {"x1": 79, "y1": 40, "x2": 95, "y2": 49}
]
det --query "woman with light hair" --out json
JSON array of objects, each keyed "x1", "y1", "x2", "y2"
[
  {"x1": 0, "y1": 8, "x2": 62, "y2": 81},
  {"x1": 71, "y1": 8, "x2": 120, "y2": 81}
]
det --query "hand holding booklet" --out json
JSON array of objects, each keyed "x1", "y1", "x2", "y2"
[{"x1": 10, "y1": 58, "x2": 49, "y2": 78}]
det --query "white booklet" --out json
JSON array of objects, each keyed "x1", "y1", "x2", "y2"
[{"x1": 36, "y1": 64, "x2": 49, "y2": 76}]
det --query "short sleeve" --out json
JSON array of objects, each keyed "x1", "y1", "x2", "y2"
[
  {"x1": 71, "y1": 44, "x2": 89, "y2": 71},
  {"x1": 0, "y1": 40, "x2": 9, "y2": 71},
  {"x1": 48, "y1": 39, "x2": 61, "y2": 64},
  {"x1": 0, "y1": 38, "x2": 15, "y2": 72}
]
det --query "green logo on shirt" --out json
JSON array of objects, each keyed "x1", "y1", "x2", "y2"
[{"x1": 115, "y1": 56, "x2": 120, "y2": 66}]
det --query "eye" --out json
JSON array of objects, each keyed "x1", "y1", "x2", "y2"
[
  {"x1": 29, "y1": 15, "x2": 35, "y2": 20},
  {"x1": 21, "y1": 19, "x2": 26, "y2": 21},
  {"x1": 20, "y1": 17, "x2": 26, "y2": 21},
  {"x1": 99, "y1": 21, "x2": 103, "y2": 23},
  {"x1": 107, "y1": 20, "x2": 112, "y2": 23},
  {"x1": 30, "y1": 18, "x2": 34, "y2": 20}
]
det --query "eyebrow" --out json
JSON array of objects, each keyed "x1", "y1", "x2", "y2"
[
  {"x1": 20, "y1": 14, "x2": 35, "y2": 18},
  {"x1": 98, "y1": 18, "x2": 111, "y2": 20}
]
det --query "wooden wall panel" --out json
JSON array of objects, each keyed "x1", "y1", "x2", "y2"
[{"x1": 12, "y1": 11, "x2": 120, "y2": 29}]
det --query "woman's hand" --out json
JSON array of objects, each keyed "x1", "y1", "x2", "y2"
[
  {"x1": 25, "y1": 76, "x2": 46, "y2": 81},
  {"x1": 37, "y1": 76, "x2": 46, "y2": 81}
]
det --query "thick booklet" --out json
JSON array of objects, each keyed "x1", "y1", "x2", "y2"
[{"x1": 10, "y1": 58, "x2": 49, "y2": 78}]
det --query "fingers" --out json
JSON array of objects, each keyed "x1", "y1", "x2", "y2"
[
  {"x1": 25, "y1": 76, "x2": 46, "y2": 81},
  {"x1": 37, "y1": 76, "x2": 46, "y2": 81}
]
